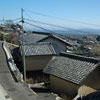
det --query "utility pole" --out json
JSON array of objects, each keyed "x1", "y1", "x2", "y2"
[
  {"x1": 21, "y1": 8, "x2": 24, "y2": 31},
  {"x1": 21, "y1": 8, "x2": 26, "y2": 81},
  {"x1": 3, "y1": 17, "x2": 5, "y2": 24}
]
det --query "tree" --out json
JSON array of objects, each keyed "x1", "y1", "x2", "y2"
[{"x1": 96, "y1": 36, "x2": 100, "y2": 41}]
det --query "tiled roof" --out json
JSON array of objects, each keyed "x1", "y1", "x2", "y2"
[
  {"x1": 37, "y1": 34, "x2": 72, "y2": 46},
  {"x1": 22, "y1": 43, "x2": 56, "y2": 56},
  {"x1": 19, "y1": 32, "x2": 48, "y2": 44},
  {"x1": 68, "y1": 40, "x2": 80, "y2": 46},
  {"x1": 43, "y1": 53, "x2": 100, "y2": 84},
  {"x1": 19, "y1": 32, "x2": 72, "y2": 46}
]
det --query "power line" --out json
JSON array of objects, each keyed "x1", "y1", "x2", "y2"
[
  {"x1": 25, "y1": 18, "x2": 94, "y2": 34},
  {"x1": 24, "y1": 11, "x2": 94, "y2": 34},
  {"x1": 25, "y1": 21, "x2": 57, "y2": 34},
  {"x1": 5, "y1": 18, "x2": 21, "y2": 22},
  {"x1": 0, "y1": 18, "x2": 20, "y2": 22},
  {"x1": 25, "y1": 9, "x2": 100, "y2": 28},
  {"x1": 22, "y1": 9, "x2": 98, "y2": 34},
  {"x1": 25, "y1": 18, "x2": 79, "y2": 30},
  {"x1": 11, "y1": 18, "x2": 21, "y2": 21},
  {"x1": 14, "y1": 20, "x2": 21, "y2": 25},
  {"x1": 24, "y1": 11, "x2": 33, "y2": 19}
]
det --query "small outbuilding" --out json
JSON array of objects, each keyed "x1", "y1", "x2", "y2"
[
  {"x1": 43, "y1": 53, "x2": 100, "y2": 97},
  {"x1": 22, "y1": 43, "x2": 56, "y2": 71},
  {"x1": 38, "y1": 34, "x2": 72, "y2": 54}
]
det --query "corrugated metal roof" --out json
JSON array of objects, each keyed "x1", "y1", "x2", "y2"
[
  {"x1": 22, "y1": 43, "x2": 56, "y2": 56},
  {"x1": 43, "y1": 53, "x2": 99, "y2": 84}
]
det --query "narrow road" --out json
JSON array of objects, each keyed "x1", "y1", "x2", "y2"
[{"x1": 0, "y1": 41, "x2": 37, "y2": 100}]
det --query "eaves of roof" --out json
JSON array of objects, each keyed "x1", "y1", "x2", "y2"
[{"x1": 37, "y1": 35, "x2": 72, "y2": 46}]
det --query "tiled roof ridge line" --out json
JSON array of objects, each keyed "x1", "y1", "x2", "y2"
[
  {"x1": 60, "y1": 52, "x2": 99, "y2": 63},
  {"x1": 32, "y1": 31, "x2": 51, "y2": 35},
  {"x1": 22, "y1": 42, "x2": 52, "y2": 45},
  {"x1": 37, "y1": 34, "x2": 72, "y2": 46}
]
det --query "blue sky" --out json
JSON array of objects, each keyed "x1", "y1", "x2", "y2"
[{"x1": 0, "y1": 0, "x2": 100, "y2": 29}]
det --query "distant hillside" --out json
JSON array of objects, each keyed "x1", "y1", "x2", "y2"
[
  {"x1": 30, "y1": 28, "x2": 100, "y2": 36},
  {"x1": 52, "y1": 29, "x2": 100, "y2": 35}
]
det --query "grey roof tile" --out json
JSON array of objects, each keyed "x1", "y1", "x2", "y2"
[
  {"x1": 19, "y1": 32, "x2": 72, "y2": 47},
  {"x1": 19, "y1": 32, "x2": 48, "y2": 44},
  {"x1": 43, "y1": 53, "x2": 99, "y2": 84},
  {"x1": 22, "y1": 43, "x2": 56, "y2": 56},
  {"x1": 38, "y1": 34, "x2": 72, "y2": 46}
]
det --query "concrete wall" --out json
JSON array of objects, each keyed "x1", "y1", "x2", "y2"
[
  {"x1": 41, "y1": 37, "x2": 67, "y2": 53},
  {"x1": 81, "y1": 65, "x2": 100, "y2": 89},
  {"x1": 50, "y1": 75, "x2": 79, "y2": 97},
  {"x1": 25, "y1": 55, "x2": 52, "y2": 71}
]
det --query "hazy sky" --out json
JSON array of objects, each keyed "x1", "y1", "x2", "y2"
[{"x1": 0, "y1": 0, "x2": 100, "y2": 29}]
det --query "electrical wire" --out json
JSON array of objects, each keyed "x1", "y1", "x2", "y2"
[
  {"x1": 10, "y1": 18, "x2": 21, "y2": 21},
  {"x1": 23, "y1": 10, "x2": 99, "y2": 34},
  {"x1": 25, "y1": 21, "x2": 57, "y2": 34},
  {"x1": 25, "y1": 9, "x2": 100, "y2": 28},
  {"x1": 25, "y1": 18, "x2": 94, "y2": 34}
]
